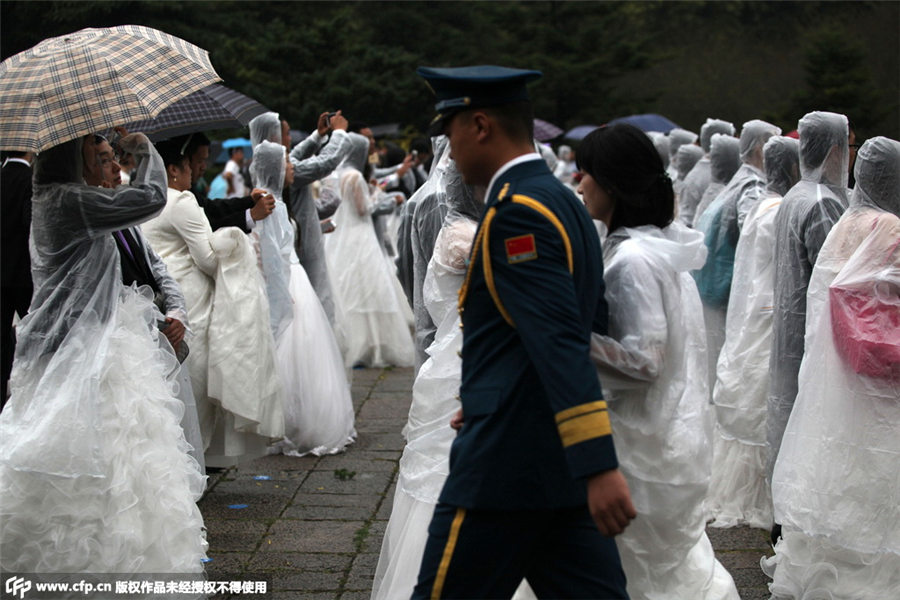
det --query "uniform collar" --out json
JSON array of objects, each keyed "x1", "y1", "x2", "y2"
[{"x1": 486, "y1": 152, "x2": 542, "y2": 202}]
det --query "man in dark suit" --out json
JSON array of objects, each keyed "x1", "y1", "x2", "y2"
[
  {"x1": 1, "y1": 152, "x2": 34, "y2": 407},
  {"x1": 178, "y1": 133, "x2": 274, "y2": 232},
  {"x1": 412, "y1": 66, "x2": 635, "y2": 599}
]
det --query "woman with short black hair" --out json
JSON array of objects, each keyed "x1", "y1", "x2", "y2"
[{"x1": 577, "y1": 124, "x2": 739, "y2": 599}]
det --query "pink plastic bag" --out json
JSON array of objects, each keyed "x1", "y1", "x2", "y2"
[{"x1": 830, "y1": 285, "x2": 900, "y2": 380}]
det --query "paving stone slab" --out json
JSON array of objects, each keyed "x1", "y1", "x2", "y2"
[
  {"x1": 262, "y1": 520, "x2": 364, "y2": 553},
  {"x1": 299, "y1": 470, "x2": 394, "y2": 495},
  {"x1": 236, "y1": 453, "x2": 321, "y2": 473},
  {"x1": 210, "y1": 477, "x2": 301, "y2": 497},
  {"x1": 311, "y1": 455, "x2": 398, "y2": 473},
  {"x1": 344, "y1": 553, "x2": 379, "y2": 591},
  {"x1": 354, "y1": 418, "x2": 406, "y2": 434},
  {"x1": 199, "y1": 492, "x2": 291, "y2": 521},
  {"x1": 737, "y1": 586, "x2": 773, "y2": 600},
  {"x1": 206, "y1": 520, "x2": 269, "y2": 553},
  {"x1": 292, "y1": 493, "x2": 381, "y2": 511},
  {"x1": 249, "y1": 553, "x2": 353, "y2": 573},
  {"x1": 351, "y1": 432, "x2": 406, "y2": 453},
  {"x1": 706, "y1": 525, "x2": 771, "y2": 551},
  {"x1": 358, "y1": 520, "x2": 387, "y2": 554},
  {"x1": 202, "y1": 552, "x2": 251, "y2": 574},
  {"x1": 271, "y1": 571, "x2": 345, "y2": 591},
  {"x1": 338, "y1": 592, "x2": 371, "y2": 600},
  {"x1": 717, "y1": 549, "x2": 771, "y2": 570},
  {"x1": 282, "y1": 504, "x2": 373, "y2": 521},
  {"x1": 273, "y1": 593, "x2": 336, "y2": 600}
]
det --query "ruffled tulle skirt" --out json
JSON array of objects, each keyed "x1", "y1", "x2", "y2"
[
  {"x1": 271, "y1": 263, "x2": 356, "y2": 456},
  {"x1": 0, "y1": 288, "x2": 207, "y2": 572},
  {"x1": 762, "y1": 530, "x2": 900, "y2": 600},
  {"x1": 706, "y1": 427, "x2": 773, "y2": 530}
]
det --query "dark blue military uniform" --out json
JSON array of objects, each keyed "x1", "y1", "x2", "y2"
[{"x1": 412, "y1": 63, "x2": 627, "y2": 600}]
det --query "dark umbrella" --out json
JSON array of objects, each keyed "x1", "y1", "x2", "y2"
[
  {"x1": 533, "y1": 118, "x2": 563, "y2": 142},
  {"x1": 563, "y1": 125, "x2": 601, "y2": 141},
  {"x1": 122, "y1": 84, "x2": 269, "y2": 141},
  {"x1": 607, "y1": 113, "x2": 679, "y2": 133}
]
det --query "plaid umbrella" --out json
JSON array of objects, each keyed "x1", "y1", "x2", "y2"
[
  {"x1": 122, "y1": 84, "x2": 269, "y2": 141},
  {"x1": 0, "y1": 25, "x2": 221, "y2": 152},
  {"x1": 533, "y1": 118, "x2": 564, "y2": 142}
]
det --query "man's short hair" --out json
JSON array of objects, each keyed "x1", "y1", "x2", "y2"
[{"x1": 482, "y1": 101, "x2": 534, "y2": 145}]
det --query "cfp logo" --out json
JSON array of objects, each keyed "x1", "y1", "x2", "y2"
[{"x1": 5, "y1": 576, "x2": 32, "y2": 599}]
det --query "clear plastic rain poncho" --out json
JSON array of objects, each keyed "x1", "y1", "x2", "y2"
[
  {"x1": 706, "y1": 136, "x2": 800, "y2": 530},
  {"x1": 249, "y1": 111, "x2": 282, "y2": 150},
  {"x1": 693, "y1": 133, "x2": 741, "y2": 226},
  {"x1": 288, "y1": 126, "x2": 351, "y2": 324},
  {"x1": 250, "y1": 140, "x2": 294, "y2": 339},
  {"x1": 673, "y1": 144, "x2": 705, "y2": 203},
  {"x1": 590, "y1": 224, "x2": 738, "y2": 598},
  {"x1": 0, "y1": 136, "x2": 209, "y2": 571},
  {"x1": 410, "y1": 137, "x2": 480, "y2": 370},
  {"x1": 694, "y1": 120, "x2": 780, "y2": 309},
  {"x1": 679, "y1": 119, "x2": 735, "y2": 226},
  {"x1": 766, "y1": 111, "x2": 850, "y2": 481},
  {"x1": 0, "y1": 135, "x2": 168, "y2": 477},
  {"x1": 766, "y1": 137, "x2": 900, "y2": 598},
  {"x1": 666, "y1": 128, "x2": 698, "y2": 179},
  {"x1": 396, "y1": 136, "x2": 450, "y2": 307},
  {"x1": 647, "y1": 131, "x2": 670, "y2": 171}
]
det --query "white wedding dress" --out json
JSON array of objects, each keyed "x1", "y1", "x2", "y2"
[
  {"x1": 252, "y1": 141, "x2": 356, "y2": 456},
  {"x1": 143, "y1": 187, "x2": 284, "y2": 467},
  {"x1": 372, "y1": 219, "x2": 473, "y2": 599},
  {"x1": 324, "y1": 164, "x2": 415, "y2": 369},
  {"x1": 0, "y1": 139, "x2": 207, "y2": 571}
]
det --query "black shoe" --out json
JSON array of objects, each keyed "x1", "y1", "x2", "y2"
[{"x1": 770, "y1": 523, "x2": 782, "y2": 546}]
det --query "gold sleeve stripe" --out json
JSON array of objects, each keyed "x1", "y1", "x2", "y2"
[
  {"x1": 481, "y1": 207, "x2": 516, "y2": 328},
  {"x1": 558, "y1": 410, "x2": 613, "y2": 448},
  {"x1": 431, "y1": 507, "x2": 467, "y2": 600},
  {"x1": 510, "y1": 195, "x2": 574, "y2": 273},
  {"x1": 457, "y1": 207, "x2": 494, "y2": 311},
  {"x1": 555, "y1": 400, "x2": 609, "y2": 425}
]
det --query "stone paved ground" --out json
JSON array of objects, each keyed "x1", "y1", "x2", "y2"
[{"x1": 201, "y1": 367, "x2": 773, "y2": 600}]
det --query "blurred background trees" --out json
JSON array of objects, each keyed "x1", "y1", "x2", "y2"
[{"x1": 2, "y1": 1, "x2": 897, "y2": 141}]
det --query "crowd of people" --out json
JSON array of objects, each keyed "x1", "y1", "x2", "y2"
[{"x1": 0, "y1": 60, "x2": 897, "y2": 600}]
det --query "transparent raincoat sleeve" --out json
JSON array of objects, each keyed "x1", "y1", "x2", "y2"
[
  {"x1": 590, "y1": 246, "x2": 667, "y2": 390},
  {"x1": 290, "y1": 129, "x2": 350, "y2": 187}
]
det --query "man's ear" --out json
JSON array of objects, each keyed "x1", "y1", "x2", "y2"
[{"x1": 471, "y1": 111, "x2": 492, "y2": 143}]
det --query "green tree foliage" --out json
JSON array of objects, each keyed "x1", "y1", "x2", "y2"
[
  {"x1": 2, "y1": 1, "x2": 896, "y2": 140},
  {"x1": 785, "y1": 27, "x2": 889, "y2": 132}
]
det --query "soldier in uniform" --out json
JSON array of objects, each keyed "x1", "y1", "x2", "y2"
[{"x1": 412, "y1": 65, "x2": 635, "y2": 600}]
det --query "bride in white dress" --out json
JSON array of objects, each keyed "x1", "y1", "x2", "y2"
[
  {"x1": 324, "y1": 132, "x2": 415, "y2": 368},
  {"x1": 142, "y1": 137, "x2": 284, "y2": 467},
  {"x1": 0, "y1": 134, "x2": 207, "y2": 571},
  {"x1": 250, "y1": 139, "x2": 356, "y2": 456},
  {"x1": 372, "y1": 149, "x2": 481, "y2": 599}
]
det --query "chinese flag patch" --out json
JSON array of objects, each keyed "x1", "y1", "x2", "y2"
[{"x1": 505, "y1": 234, "x2": 538, "y2": 264}]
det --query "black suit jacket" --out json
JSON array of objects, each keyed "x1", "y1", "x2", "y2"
[
  {"x1": 1, "y1": 160, "x2": 34, "y2": 293},
  {"x1": 192, "y1": 183, "x2": 255, "y2": 233}
]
